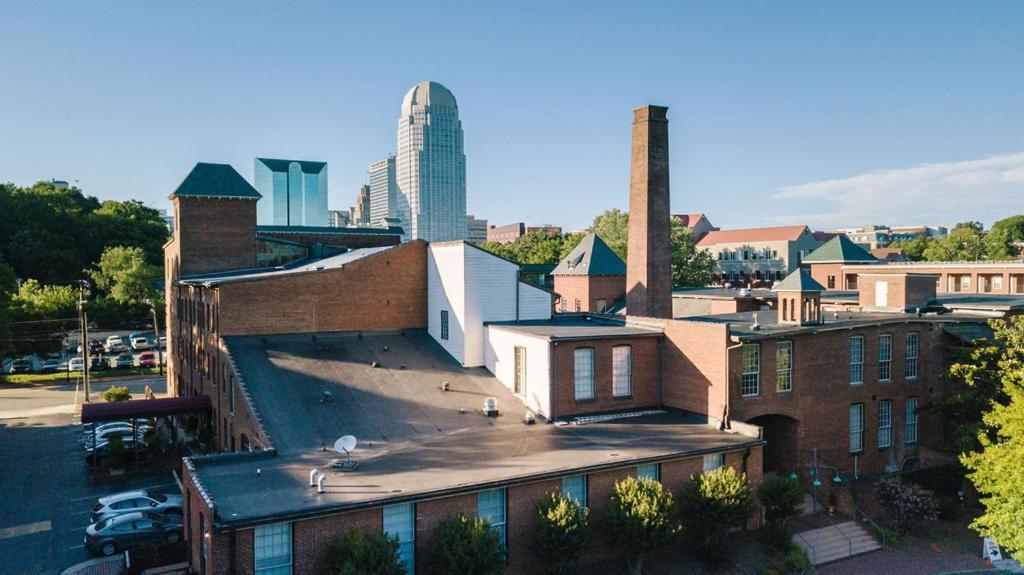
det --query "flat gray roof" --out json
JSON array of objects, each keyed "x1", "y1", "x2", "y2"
[
  {"x1": 192, "y1": 331, "x2": 758, "y2": 528},
  {"x1": 686, "y1": 309, "x2": 990, "y2": 339},
  {"x1": 180, "y1": 246, "x2": 394, "y2": 286},
  {"x1": 485, "y1": 316, "x2": 662, "y2": 340}
]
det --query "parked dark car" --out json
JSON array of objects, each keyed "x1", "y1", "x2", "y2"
[
  {"x1": 89, "y1": 339, "x2": 105, "y2": 355},
  {"x1": 85, "y1": 511, "x2": 182, "y2": 556},
  {"x1": 90, "y1": 357, "x2": 109, "y2": 371},
  {"x1": 39, "y1": 359, "x2": 61, "y2": 374},
  {"x1": 9, "y1": 358, "x2": 33, "y2": 374},
  {"x1": 115, "y1": 354, "x2": 134, "y2": 369}
]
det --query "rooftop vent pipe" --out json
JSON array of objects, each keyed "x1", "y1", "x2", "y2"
[{"x1": 483, "y1": 397, "x2": 499, "y2": 417}]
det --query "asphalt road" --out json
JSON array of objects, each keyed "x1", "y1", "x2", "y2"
[
  {"x1": 0, "y1": 412, "x2": 180, "y2": 575},
  {"x1": 0, "y1": 376, "x2": 166, "y2": 420}
]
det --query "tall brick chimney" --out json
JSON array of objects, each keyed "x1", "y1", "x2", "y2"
[{"x1": 626, "y1": 105, "x2": 672, "y2": 318}]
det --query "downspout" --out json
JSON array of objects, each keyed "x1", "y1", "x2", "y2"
[
  {"x1": 549, "y1": 341, "x2": 557, "y2": 421},
  {"x1": 723, "y1": 326, "x2": 744, "y2": 431},
  {"x1": 742, "y1": 446, "x2": 751, "y2": 474}
]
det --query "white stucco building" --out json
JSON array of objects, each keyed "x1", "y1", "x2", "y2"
[{"x1": 396, "y1": 81, "x2": 467, "y2": 242}]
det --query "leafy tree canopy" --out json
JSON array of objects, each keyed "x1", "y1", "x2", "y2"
[
  {"x1": 325, "y1": 529, "x2": 406, "y2": 575},
  {"x1": 679, "y1": 466, "x2": 756, "y2": 563},
  {"x1": 533, "y1": 492, "x2": 590, "y2": 574},
  {"x1": 425, "y1": 513, "x2": 504, "y2": 575},
  {"x1": 89, "y1": 246, "x2": 161, "y2": 305},
  {"x1": 9, "y1": 279, "x2": 77, "y2": 319},
  {"x1": 605, "y1": 476, "x2": 680, "y2": 575}
]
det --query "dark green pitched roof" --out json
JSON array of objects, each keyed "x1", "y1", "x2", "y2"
[
  {"x1": 552, "y1": 233, "x2": 626, "y2": 276},
  {"x1": 171, "y1": 163, "x2": 262, "y2": 200},
  {"x1": 256, "y1": 158, "x2": 327, "y2": 173},
  {"x1": 803, "y1": 235, "x2": 877, "y2": 263},
  {"x1": 772, "y1": 268, "x2": 826, "y2": 292}
]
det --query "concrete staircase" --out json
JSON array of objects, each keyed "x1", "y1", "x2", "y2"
[{"x1": 794, "y1": 520, "x2": 882, "y2": 565}]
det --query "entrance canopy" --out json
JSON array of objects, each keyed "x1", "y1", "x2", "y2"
[{"x1": 81, "y1": 395, "x2": 211, "y2": 424}]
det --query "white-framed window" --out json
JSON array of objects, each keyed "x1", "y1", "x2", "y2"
[
  {"x1": 478, "y1": 488, "x2": 506, "y2": 547},
  {"x1": 849, "y1": 336, "x2": 864, "y2": 384},
  {"x1": 776, "y1": 341, "x2": 793, "y2": 392},
  {"x1": 636, "y1": 463, "x2": 659, "y2": 481},
  {"x1": 905, "y1": 333, "x2": 918, "y2": 379},
  {"x1": 992, "y1": 276, "x2": 1003, "y2": 291},
  {"x1": 254, "y1": 522, "x2": 292, "y2": 575},
  {"x1": 905, "y1": 397, "x2": 918, "y2": 444},
  {"x1": 383, "y1": 503, "x2": 415, "y2": 574},
  {"x1": 612, "y1": 345, "x2": 632, "y2": 397},
  {"x1": 879, "y1": 335, "x2": 892, "y2": 381},
  {"x1": 440, "y1": 310, "x2": 449, "y2": 340},
  {"x1": 703, "y1": 453, "x2": 725, "y2": 471},
  {"x1": 878, "y1": 400, "x2": 892, "y2": 448},
  {"x1": 573, "y1": 348, "x2": 595, "y2": 401},
  {"x1": 561, "y1": 474, "x2": 587, "y2": 506},
  {"x1": 741, "y1": 344, "x2": 760, "y2": 396},
  {"x1": 849, "y1": 403, "x2": 864, "y2": 453}
]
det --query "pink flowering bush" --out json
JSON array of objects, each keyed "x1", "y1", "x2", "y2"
[{"x1": 873, "y1": 476, "x2": 939, "y2": 533}]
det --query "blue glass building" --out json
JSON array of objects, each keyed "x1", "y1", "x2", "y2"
[{"x1": 254, "y1": 158, "x2": 329, "y2": 227}]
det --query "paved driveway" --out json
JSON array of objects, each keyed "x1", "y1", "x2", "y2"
[{"x1": 0, "y1": 412, "x2": 179, "y2": 575}]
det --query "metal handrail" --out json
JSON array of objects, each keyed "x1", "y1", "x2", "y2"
[
  {"x1": 794, "y1": 530, "x2": 817, "y2": 566},
  {"x1": 853, "y1": 503, "x2": 888, "y2": 550},
  {"x1": 814, "y1": 492, "x2": 854, "y2": 558}
]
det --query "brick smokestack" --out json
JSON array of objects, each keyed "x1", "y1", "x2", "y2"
[{"x1": 626, "y1": 105, "x2": 672, "y2": 318}]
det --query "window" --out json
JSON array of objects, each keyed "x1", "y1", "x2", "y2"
[
  {"x1": 878, "y1": 400, "x2": 892, "y2": 448},
  {"x1": 636, "y1": 463, "x2": 659, "y2": 481},
  {"x1": 254, "y1": 522, "x2": 292, "y2": 575},
  {"x1": 513, "y1": 346, "x2": 526, "y2": 394},
  {"x1": 905, "y1": 333, "x2": 918, "y2": 379},
  {"x1": 776, "y1": 341, "x2": 793, "y2": 392},
  {"x1": 827, "y1": 275, "x2": 836, "y2": 289},
  {"x1": 849, "y1": 404, "x2": 864, "y2": 453},
  {"x1": 439, "y1": 310, "x2": 449, "y2": 340},
  {"x1": 573, "y1": 348, "x2": 595, "y2": 401},
  {"x1": 905, "y1": 397, "x2": 918, "y2": 444},
  {"x1": 560, "y1": 299, "x2": 566, "y2": 312},
  {"x1": 703, "y1": 453, "x2": 725, "y2": 471},
  {"x1": 849, "y1": 336, "x2": 864, "y2": 384},
  {"x1": 478, "y1": 489, "x2": 506, "y2": 547},
  {"x1": 561, "y1": 474, "x2": 587, "y2": 506},
  {"x1": 574, "y1": 299, "x2": 581, "y2": 312},
  {"x1": 741, "y1": 344, "x2": 760, "y2": 396},
  {"x1": 992, "y1": 276, "x2": 1003, "y2": 291},
  {"x1": 879, "y1": 335, "x2": 892, "y2": 381},
  {"x1": 384, "y1": 503, "x2": 415, "y2": 574},
  {"x1": 612, "y1": 346, "x2": 632, "y2": 397}
]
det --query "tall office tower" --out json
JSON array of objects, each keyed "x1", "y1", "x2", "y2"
[
  {"x1": 368, "y1": 155, "x2": 398, "y2": 226},
  {"x1": 396, "y1": 81, "x2": 467, "y2": 242},
  {"x1": 352, "y1": 185, "x2": 371, "y2": 226},
  {"x1": 254, "y1": 158, "x2": 329, "y2": 227}
]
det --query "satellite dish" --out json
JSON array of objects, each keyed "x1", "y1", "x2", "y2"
[{"x1": 334, "y1": 435, "x2": 357, "y2": 454}]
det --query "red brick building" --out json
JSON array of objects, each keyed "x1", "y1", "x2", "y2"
[{"x1": 551, "y1": 233, "x2": 625, "y2": 313}]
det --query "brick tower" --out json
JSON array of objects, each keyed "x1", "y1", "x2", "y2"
[{"x1": 626, "y1": 105, "x2": 672, "y2": 318}]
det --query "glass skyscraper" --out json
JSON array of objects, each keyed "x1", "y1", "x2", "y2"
[
  {"x1": 368, "y1": 155, "x2": 397, "y2": 226},
  {"x1": 254, "y1": 158, "x2": 329, "y2": 227},
  {"x1": 396, "y1": 81, "x2": 467, "y2": 242}
]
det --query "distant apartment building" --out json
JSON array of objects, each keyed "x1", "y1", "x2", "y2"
[
  {"x1": 328, "y1": 209, "x2": 350, "y2": 228},
  {"x1": 487, "y1": 222, "x2": 563, "y2": 244},
  {"x1": 254, "y1": 158, "x2": 329, "y2": 227},
  {"x1": 697, "y1": 225, "x2": 823, "y2": 285},
  {"x1": 368, "y1": 155, "x2": 398, "y2": 226},
  {"x1": 673, "y1": 213, "x2": 717, "y2": 241},
  {"x1": 396, "y1": 81, "x2": 467, "y2": 242},
  {"x1": 351, "y1": 185, "x2": 371, "y2": 226},
  {"x1": 831, "y1": 225, "x2": 948, "y2": 250},
  {"x1": 466, "y1": 214, "x2": 488, "y2": 242}
]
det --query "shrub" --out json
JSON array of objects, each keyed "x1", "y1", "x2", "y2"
[
  {"x1": 106, "y1": 434, "x2": 126, "y2": 469},
  {"x1": 425, "y1": 513, "x2": 504, "y2": 575},
  {"x1": 679, "y1": 466, "x2": 756, "y2": 564},
  {"x1": 100, "y1": 385, "x2": 131, "y2": 402},
  {"x1": 873, "y1": 476, "x2": 938, "y2": 533},
  {"x1": 605, "y1": 476, "x2": 680, "y2": 575},
  {"x1": 324, "y1": 529, "x2": 405, "y2": 575},
  {"x1": 533, "y1": 492, "x2": 590, "y2": 574},
  {"x1": 143, "y1": 428, "x2": 161, "y2": 452},
  {"x1": 760, "y1": 544, "x2": 810, "y2": 575},
  {"x1": 757, "y1": 475, "x2": 805, "y2": 550}
]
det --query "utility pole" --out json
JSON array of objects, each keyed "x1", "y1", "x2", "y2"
[
  {"x1": 78, "y1": 280, "x2": 90, "y2": 402},
  {"x1": 148, "y1": 297, "x2": 163, "y2": 376}
]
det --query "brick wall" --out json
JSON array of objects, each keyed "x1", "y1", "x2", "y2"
[
  {"x1": 414, "y1": 493, "x2": 476, "y2": 574},
  {"x1": 292, "y1": 508, "x2": 382, "y2": 575},
  {"x1": 257, "y1": 229, "x2": 401, "y2": 250},
  {"x1": 175, "y1": 197, "x2": 258, "y2": 277},
  {"x1": 551, "y1": 336, "x2": 660, "y2": 418},
  {"x1": 643, "y1": 317, "x2": 731, "y2": 423},
  {"x1": 553, "y1": 275, "x2": 625, "y2": 313},
  {"x1": 506, "y1": 479, "x2": 561, "y2": 573}
]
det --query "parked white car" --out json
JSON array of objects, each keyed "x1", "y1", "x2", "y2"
[
  {"x1": 131, "y1": 336, "x2": 150, "y2": 351},
  {"x1": 68, "y1": 357, "x2": 86, "y2": 371},
  {"x1": 105, "y1": 335, "x2": 127, "y2": 353}
]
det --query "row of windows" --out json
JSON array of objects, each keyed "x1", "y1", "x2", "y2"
[
  {"x1": 740, "y1": 332, "x2": 920, "y2": 396},
  {"x1": 849, "y1": 397, "x2": 918, "y2": 453},
  {"x1": 573, "y1": 346, "x2": 632, "y2": 401},
  {"x1": 718, "y1": 248, "x2": 779, "y2": 261}
]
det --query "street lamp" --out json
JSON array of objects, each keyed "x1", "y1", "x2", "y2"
[
  {"x1": 77, "y1": 279, "x2": 91, "y2": 402},
  {"x1": 145, "y1": 297, "x2": 163, "y2": 376},
  {"x1": 790, "y1": 448, "x2": 843, "y2": 526}
]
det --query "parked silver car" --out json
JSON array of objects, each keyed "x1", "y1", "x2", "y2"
[{"x1": 91, "y1": 490, "x2": 183, "y2": 523}]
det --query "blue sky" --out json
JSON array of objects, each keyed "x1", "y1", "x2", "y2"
[{"x1": 1, "y1": 1, "x2": 1021, "y2": 231}]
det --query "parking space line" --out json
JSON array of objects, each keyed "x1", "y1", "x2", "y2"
[{"x1": 0, "y1": 520, "x2": 52, "y2": 539}]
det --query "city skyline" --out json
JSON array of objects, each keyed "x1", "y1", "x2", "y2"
[{"x1": 1, "y1": 2, "x2": 1021, "y2": 231}]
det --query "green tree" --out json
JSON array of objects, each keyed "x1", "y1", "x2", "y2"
[
  {"x1": 533, "y1": 492, "x2": 590, "y2": 574},
  {"x1": 923, "y1": 222, "x2": 986, "y2": 262},
  {"x1": 591, "y1": 209, "x2": 630, "y2": 259},
  {"x1": 425, "y1": 513, "x2": 504, "y2": 575},
  {"x1": 0, "y1": 256, "x2": 17, "y2": 357},
  {"x1": 678, "y1": 466, "x2": 756, "y2": 564},
  {"x1": 962, "y1": 316, "x2": 1024, "y2": 553},
  {"x1": 670, "y1": 221, "x2": 716, "y2": 287},
  {"x1": 9, "y1": 279, "x2": 77, "y2": 319},
  {"x1": 89, "y1": 200, "x2": 170, "y2": 265},
  {"x1": 325, "y1": 529, "x2": 405, "y2": 575},
  {"x1": 757, "y1": 476, "x2": 806, "y2": 550},
  {"x1": 89, "y1": 246, "x2": 161, "y2": 304},
  {"x1": 100, "y1": 386, "x2": 132, "y2": 402},
  {"x1": 889, "y1": 236, "x2": 934, "y2": 261},
  {"x1": 932, "y1": 332, "x2": 1008, "y2": 455},
  {"x1": 605, "y1": 476, "x2": 680, "y2": 575},
  {"x1": 985, "y1": 215, "x2": 1024, "y2": 260}
]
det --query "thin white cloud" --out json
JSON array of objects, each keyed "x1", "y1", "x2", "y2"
[{"x1": 771, "y1": 152, "x2": 1024, "y2": 229}]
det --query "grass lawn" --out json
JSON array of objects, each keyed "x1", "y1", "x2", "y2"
[{"x1": 1, "y1": 367, "x2": 162, "y2": 384}]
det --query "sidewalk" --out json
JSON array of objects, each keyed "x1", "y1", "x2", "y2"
[{"x1": 60, "y1": 556, "x2": 123, "y2": 575}]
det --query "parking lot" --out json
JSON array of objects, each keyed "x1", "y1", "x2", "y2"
[{"x1": 2, "y1": 330, "x2": 166, "y2": 376}]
